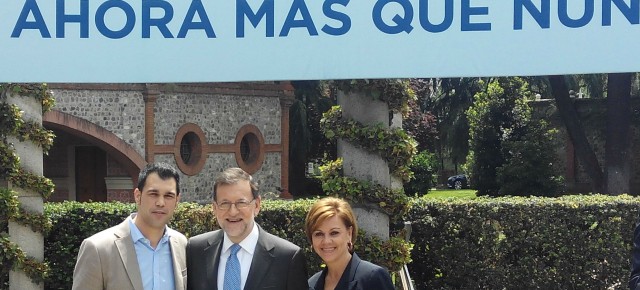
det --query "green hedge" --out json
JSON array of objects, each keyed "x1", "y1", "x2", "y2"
[
  {"x1": 2, "y1": 196, "x2": 640, "y2": 289},
  {"x1": 406, "y1": 195, "x2": 640, "y2": 289},
  {"x1": 42, "y1": 200, "x2": 322, "y2": 290}
]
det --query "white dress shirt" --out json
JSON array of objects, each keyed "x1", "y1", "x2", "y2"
[{"x1": 218, "y1": 223, "x2": 259, "y2": 290}]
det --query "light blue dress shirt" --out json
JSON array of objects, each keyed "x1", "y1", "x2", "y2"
[{"x1": 129, "y1": 215, "x2": 175, "y2": 290}]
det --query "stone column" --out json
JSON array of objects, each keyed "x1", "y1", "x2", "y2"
[
  {"x1": 337, "y1": 91, "x2": 397, "y2": 240},
  {"x1": 6, "y1": 93, "x2": 44, "y2": 290}
]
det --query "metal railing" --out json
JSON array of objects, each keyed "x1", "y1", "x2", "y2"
[{"x1": 398, "y1": 221, "x2": 415, "y2": 290}]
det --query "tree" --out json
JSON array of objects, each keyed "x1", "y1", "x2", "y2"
[
  {"x1": 466, "y1": 77, "x2": 562, "y2": 196},
  {"x1": 548, "y1": 73, "x2": 635, "y2": 194},
  {"x1": 288, "y1": 81, "x2": 336, "y2": 195},
  {"x1": 605, "y1": 73, "x2": 632, "y2": 195},
  {"x1": 402, "y1": 99, "x2": 438, "y2": 152},
  {"x1": 411, "y1": 78, "x2": 483, "y2": 174}
]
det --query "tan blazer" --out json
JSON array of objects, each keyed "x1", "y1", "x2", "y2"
[{"x1": 72, "y1": 219, "x2": 187, "y2": 290}]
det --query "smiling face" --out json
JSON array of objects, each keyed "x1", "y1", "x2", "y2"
[
  {"x1": 311, "y1": 215, "x2": 353, "y2": 266},
  {"x1": 134, "y1": 172, "x2": 179, "y2": 235},
  {"x1": 213, "y1": 180, "x2": 261, "y2": 243}
]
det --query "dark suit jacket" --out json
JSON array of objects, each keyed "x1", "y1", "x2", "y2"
[
  {"x1": 186, "y1": 225, "x2": 308, "y2": 290},
  {"x1": 630, "y1": 221, "x2": 640, "y2": 289},
  {"x1": 308, "y1": 253, "x2": 394, "y2": 290}
]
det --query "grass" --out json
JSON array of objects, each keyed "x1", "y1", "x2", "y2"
[{"x1": 424, "y1": 189, "x2": 477, "y2": 199}]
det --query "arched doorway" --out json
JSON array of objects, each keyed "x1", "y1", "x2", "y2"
[{"x1": 43, "y1": 110, "x2": 145, "y2": 201}]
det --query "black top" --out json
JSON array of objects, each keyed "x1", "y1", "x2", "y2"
[{"x1": 308, "y1": 253, "x2": 395, "y2": 290}]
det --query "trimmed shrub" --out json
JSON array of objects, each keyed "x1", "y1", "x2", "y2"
[
  {"x1": 40, "y1": 200, "x2": 323, "y2": 290},
  {"x1": 45, "y1": 202, "x2": 135, "y2": 289},
  {"x1": 405, "y1": 195, "x2": 640, "y2": 289},
  {"x1": 2, "y1": 196, "x2": 639, "y2": 289}
]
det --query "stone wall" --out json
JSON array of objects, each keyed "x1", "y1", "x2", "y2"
[
  {"x1": 531, "y1": 97, "x2": 640, "y2": 194},
  {"x1": 52, "y1": 88, "x2": 146, "y2": 157},
  {"x1": 46, "y1": 83, "x2": 285, "y2": 203},
  {"x1": 155, "y1": 93, "x2": 281, "y2": 145}
]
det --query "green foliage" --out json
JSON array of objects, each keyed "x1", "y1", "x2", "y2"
[
  {"x1": 4, "y1": 196, "x2": 637, "y2": 289},
  {"x1": 425, "y1": 189, "x2": 476, "y2": 199},
  {"x1": 496, "y1": 120, "x2": 564, "y2": 196},
  {"x1": 35, "y1": 200, "x2": 411, "y2": 290},
  {"x1": 0, "y1": 235, "x2": 49, "y2": 285},
  {"x1": 331, "y1": 79, "x2": 415, "y2": 115},
  {"x1": 401, "y1": 99, "x2": 439, "y2": 152},
  {"x1": 466, "y1": 77, "x2": 562, "y2": 196},
  {"x1": 290, "y1": 80, "x2": 336, "y2": 162},
  {"x1": 170, "y1": 202, "x2": 219, "y2": 237},
  {"x1": 44, "y1": 202, "x2": 135, "y2": 289},
  {"x1": 0, "y1": 189, "x2": 19, "y2": 221},
  {"x1": 406, "y1": 194, "x2": 639, "y2": 289},
  {"x1": 404, "y1": 151, "x2": 437, "y2": 196},
  {"x1": 0, "y1": 104, "x2": 23, "y2": 137},
  {"x1": 356, "y1": 234, "x2": 413, "y2": 272},
  {"x1": 0, "y1": 103, "x2": 55, "y2": 153},
  {"x1": 7, "y1": 168, "x2": 55, "y2": 199},
  {"x1": 0, "y1": 83, "x2": 55, "y2": 286},
  {"x1": 318, "y1": 81, "x2": 417, "y2": 273},
  {"x1": 411, "y1": 78, "x2": 482, "y2": 167},
  {"x1": 321, "y1": 106, "x2": 417, "y2": 182},
  {"x1": 319, "y1": 159, "x2": 410, "y2": 218},
  {"x1": 0, "y1": 83, "x2": 55, "y2": 113}
]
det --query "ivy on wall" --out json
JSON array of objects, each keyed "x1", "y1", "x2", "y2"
[
  {"x1": 320, "y1": 106, "x2": 417, "y2": 182},
  {"x1": 320, "y1": 79, "x2": 416, "y2": 268},
  {"x1": 319, "y1": 159, "x2": 410, "y2": 218},
  {"x1": 0, "y1": 83, "x2": 55, "y2": 284},
  {"x1": 331, "y1": 79, "x2": 415, "y2": 115}
]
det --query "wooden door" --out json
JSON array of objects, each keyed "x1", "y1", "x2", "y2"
[{"x1": 75, "y1": 146, "x2": 107, "y2": 202}]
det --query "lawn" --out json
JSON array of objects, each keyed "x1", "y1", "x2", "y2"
[{"x1": 424, "y1": 189, "x2": 477, "y2": 199}]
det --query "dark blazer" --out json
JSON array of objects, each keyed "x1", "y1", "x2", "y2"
[
  {"x1": 630, "y1": 221, "x2": 640, "y2": 289},
  {"x1": 186, "y1": 225, "x2": 308, "y2": 290},
  {"x1": 308, "y1": 253, "x2": 394, "y2": 290}
]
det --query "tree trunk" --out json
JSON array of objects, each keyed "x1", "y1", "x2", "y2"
[
  {"x1": 548, "y1": 75, "x2": 604, "y2": 193},
  {"x1": 605, "y1": 73, "x2": 632, "y2": 195}
]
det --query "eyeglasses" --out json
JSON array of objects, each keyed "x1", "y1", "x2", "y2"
[{"x1": 216, "y1": 199, "x2": 255, "y2": 210}]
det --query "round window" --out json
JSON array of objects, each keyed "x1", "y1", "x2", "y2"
[
  {"x1": 180, "y1": 132, "x2": 199, "y2": 164},
  {"x1": 240, "y1": 132, "x2": 259, "y2": 164},
  {"x1": 174, "y1": 124, "x2": 205, "y2": 176},
  {"x1": 234, "y1": 125, "x2": 265, "y2": 174}
]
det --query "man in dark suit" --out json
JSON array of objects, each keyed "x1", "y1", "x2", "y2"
[{"x1": 186, "y1": 168, "x2": 308, "y2": 290}]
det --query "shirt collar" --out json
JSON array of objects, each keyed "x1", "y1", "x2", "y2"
[
  {"x1": 128, "y1": 213, "x2": 170, "y2": 244},
  {"x1": 222, "y1": 222, "x2": 259, "y2": 255}
]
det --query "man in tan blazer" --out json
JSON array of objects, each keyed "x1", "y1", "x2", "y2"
[{"x1": 72, "y1": 163, "x2": 187, "y2": 290}]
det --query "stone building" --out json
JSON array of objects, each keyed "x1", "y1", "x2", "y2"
[{"x1": 43, "y1": 83, "x2": 294, "y2": 203}]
